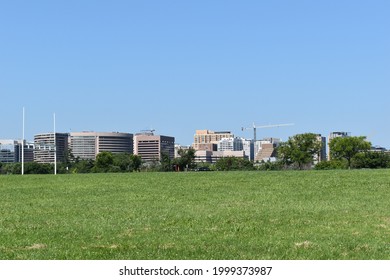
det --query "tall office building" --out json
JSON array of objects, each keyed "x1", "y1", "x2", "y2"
[
  {"x1": 193, "y1": 130, "x2": 234, "y2": 151},
  {"x1": 217, "y1": 137, "x2": 243, "y2": 152},
  {"x1": 316, "y1": 135, "x2": 327, "y2": 163},
  {"x1": 134, "y1": 132, "x2": 175, "y2": 162},
  {"x1": 0, "y1": 140, "x2": 34, "y2": 163},
  {"x1": 69, "y1": 132, "x2": 133, "y2": 160},
  {"x1": 15, "y1": 140, "x2": 34, "y2": 163},
  {"x1": 34, "y1": 133, "x2": 69, "y2": 163}
]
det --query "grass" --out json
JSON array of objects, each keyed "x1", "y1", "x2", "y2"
[{"x1": 0, "y1": 170, "x2": 389, "y2": 260}]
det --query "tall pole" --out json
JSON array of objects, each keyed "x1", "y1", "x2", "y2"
[
  {"x1": 54, "y1": 113, "x2": 57, "y2": 175},
  {"x1": 22, "y1": 107, "x2": 25, "y2": 175}
]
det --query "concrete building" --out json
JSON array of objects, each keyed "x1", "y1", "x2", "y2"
[
  {"x1": 316, "y1": 135, "x2": 327, "y2": 163},
  {"x1": 0, "y1": 140, "x2": 34, "y2": 163},
  {"x1": 15, "y1": 140, "x2": 35, "y2": 163},
  {"x1": 34, "y1": 133, "x2": 69, "y2": 163},
  {"x1": 193, "y1": 130, "x2": 234, "y2": 151},
  {"x1": 254, "y1": 138, "x2": 281, "y2": 162},
  {"x1": 134, "y1": 132, "x2": 175, "y2": 162},
  {"x1": 217, "y1": 137, "x2": 254, "y2": 160},
  {"x1": 0, "y1": 140, "x2": 15, "y2": 163},
  {"x1": 69, "y1": 132, "x2": 133, "y2": 160},
  {"x1": 195, "y1": 150, "x2": 246, "y2": 164},
  {"x1": 217, "y1": 137, "x2": 243, "y2": 152},
  {"x1": 242, "y1": 138, "x2": 255, "y2": 161}
]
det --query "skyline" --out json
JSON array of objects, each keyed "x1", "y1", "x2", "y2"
[{"x1": 1, "y1": 1, "x2": 389, "y2": 148}]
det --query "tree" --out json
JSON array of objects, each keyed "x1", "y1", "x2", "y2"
[
  {"x1": 173, "y1": 147, "x2": 196, "y2": 171},
  {"x1": 129, "y1": 154, "x2": 142, "y2": 172},
  {"x1": 73, "y1": 159, "x2": 95, "y2": 173},
  {"x1": 215, "y1": 157, "x2": 254, "y2": 171},
  {"x1": 329, "y1": 136, "x2": 371, "y2": 169},
  {"x1": 94, "y1": 151, "x2": 114, "y2": 172},
  {"x1": 113, "y1": 153, "x2": 133, "y2": 172},
  {"x1": 160, "y1": 152, "x2": 173, "y2": 172},
  {"x1": 277, "y1": 133, "x2": 322, "y2": 170},
  {"x1": 314, "y1": 159, "x2": 347, "y2": 170},
  {"x1": 352, "y1": 151, "x2": 390, "y2": 169}
]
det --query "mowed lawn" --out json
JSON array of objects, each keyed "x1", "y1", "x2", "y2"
[{"x1": 0, "y1": 170, "x2": 389, "y2": 260}]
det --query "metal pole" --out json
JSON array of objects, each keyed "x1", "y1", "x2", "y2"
[
  {"x1": 22, "y1": 107, "x2": 25, "y2": 175},
  {"x1": 54, "y1": 113, "x2": 57, "y2": 175}
]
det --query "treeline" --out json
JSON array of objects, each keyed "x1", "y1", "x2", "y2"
[{"x1": 0, "y1": 148, "x2": 198, "y2": 175}]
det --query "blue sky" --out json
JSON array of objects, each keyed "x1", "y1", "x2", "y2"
[{"x1": 1, "y1": 0, "x2": 389, "y2": 147}]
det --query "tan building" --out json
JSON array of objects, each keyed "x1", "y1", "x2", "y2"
[
  {"x1": 134, "y1": 132, "x2": 175, "y2": 162},
  {"x1": 69, "y1": 132, "x2": 133, "y2": 160},
  {"x1": 195, "y1": 150, "x2": 245, "y2": 164},
  {"x1": 193, "y1": 130, "x2": 234, "y2": 151}
]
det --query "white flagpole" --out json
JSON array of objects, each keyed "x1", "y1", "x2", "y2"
[
  {"x1": 54, "y1": 113, "x2": 57, "y2": 175},
  {"x1": 22, "y1": 107, "x2": 25, "y2": 175}
]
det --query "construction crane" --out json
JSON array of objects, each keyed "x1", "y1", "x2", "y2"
[{"x1": 241, "y1": 122, "x2": 294, "y2": 143}]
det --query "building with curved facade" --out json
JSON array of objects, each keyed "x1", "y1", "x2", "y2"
[{"x1": 69, "y1": 132, "x2": 133, "y2": 160}]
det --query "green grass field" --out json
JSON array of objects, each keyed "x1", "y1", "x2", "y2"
[{"x1": 0, "y1": 170, "x2": 389, "y2": 260}]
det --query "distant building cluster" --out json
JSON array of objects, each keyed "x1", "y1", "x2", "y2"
[
  {"x1": 1, "y1": 131, "x2": 174, "y2": 164},
  {"x1": 0, "y1": 129, "x2": 387, "y2": 165}
]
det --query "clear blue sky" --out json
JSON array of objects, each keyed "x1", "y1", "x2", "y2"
[{"x1": 1, "y1": 0, "x2": 389, "y2": 147}]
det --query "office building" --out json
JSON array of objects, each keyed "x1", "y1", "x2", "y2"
[
  {"x1": 0, "y1": 140, "x2": 34, "y2": 163},
  {"x1": 193, "y1": 130, "x2": 234, "y2": 151},
  {"x1": 15, "y1": 140, "x2": 35, "y2": 163},
  {"x1": 242, "y1": 138, "x2": 255, "y2": 161},
  {"x1": 134, "y1": 132, "x2": 175, "y2": 162},
  {"x1": 70, "y1": 132, "x2": 133, "y2": 160},
  {"x1": 254, "y1": 138, "x2": 281, "y2": 162},
  {"x1": 316, "y1": 135, "x2": 327, "y2": 163},
  {"x1": 0, "y1": 140, "x2": 15, "y2": 163},
  {"x1": 34, "y1": 133, "x2": 69, "y2": 163},
  {"x1": 217, "y1": 137, "x2": 244, "y2": 152},
  {"x1": 195, "y1": 150, "x2": 246, "y2": 164}
]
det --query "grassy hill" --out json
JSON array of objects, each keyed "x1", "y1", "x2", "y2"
[{"x1": 0, "y1": 170, "x2": 389, "y2": 259}]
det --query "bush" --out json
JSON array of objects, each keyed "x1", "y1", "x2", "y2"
[
  {"x1": 352, "y1": 152, "x2": 390, "y2": 169},
  {"x1": 256, "y1": 160, "x2": 284, "y2": 171},
  {"x1": 315, "y1": 160, "x2": 347, "y2": 170},
  {"x1": 215, "y1": 157, "x2": 254, "y2": 171}
]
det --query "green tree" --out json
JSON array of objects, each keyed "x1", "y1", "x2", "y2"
[
  {"x1": 314, "y1": 159, "x2": 347, "y2": 170},
  {"x1": 277, "y1": 133, "x2": 322, "y2": 170},
  {"x1": 24, "y1": 162, "x2": 53, "y2": 174},
  {"x1": 113, "y1": 153, "x2": 132, "y2": 172},
  {"x1": 173, "y1": 147, "x2": 196, "y2": 171},
  {"x1": 352, "y1": 151, "x2": 390, "y2": 169},
  {"x1": 329, "y1": 136, "x2": 371, "y2": 169},
  {"x1": 130, "y1": 154, "x2": 142, "y2": 172},
  {"x1": 73, "y1": 159, "x2": 95, "y2": 173},
  {"x1": 215, "y1": 157, "x2": 254, "y2": 171},
  {"x1": 160, "y1": 152, "x2": 173, "y2": 172},
  {"x1": 94, "y1": 151, "x2": 114, "y2": 172}
]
